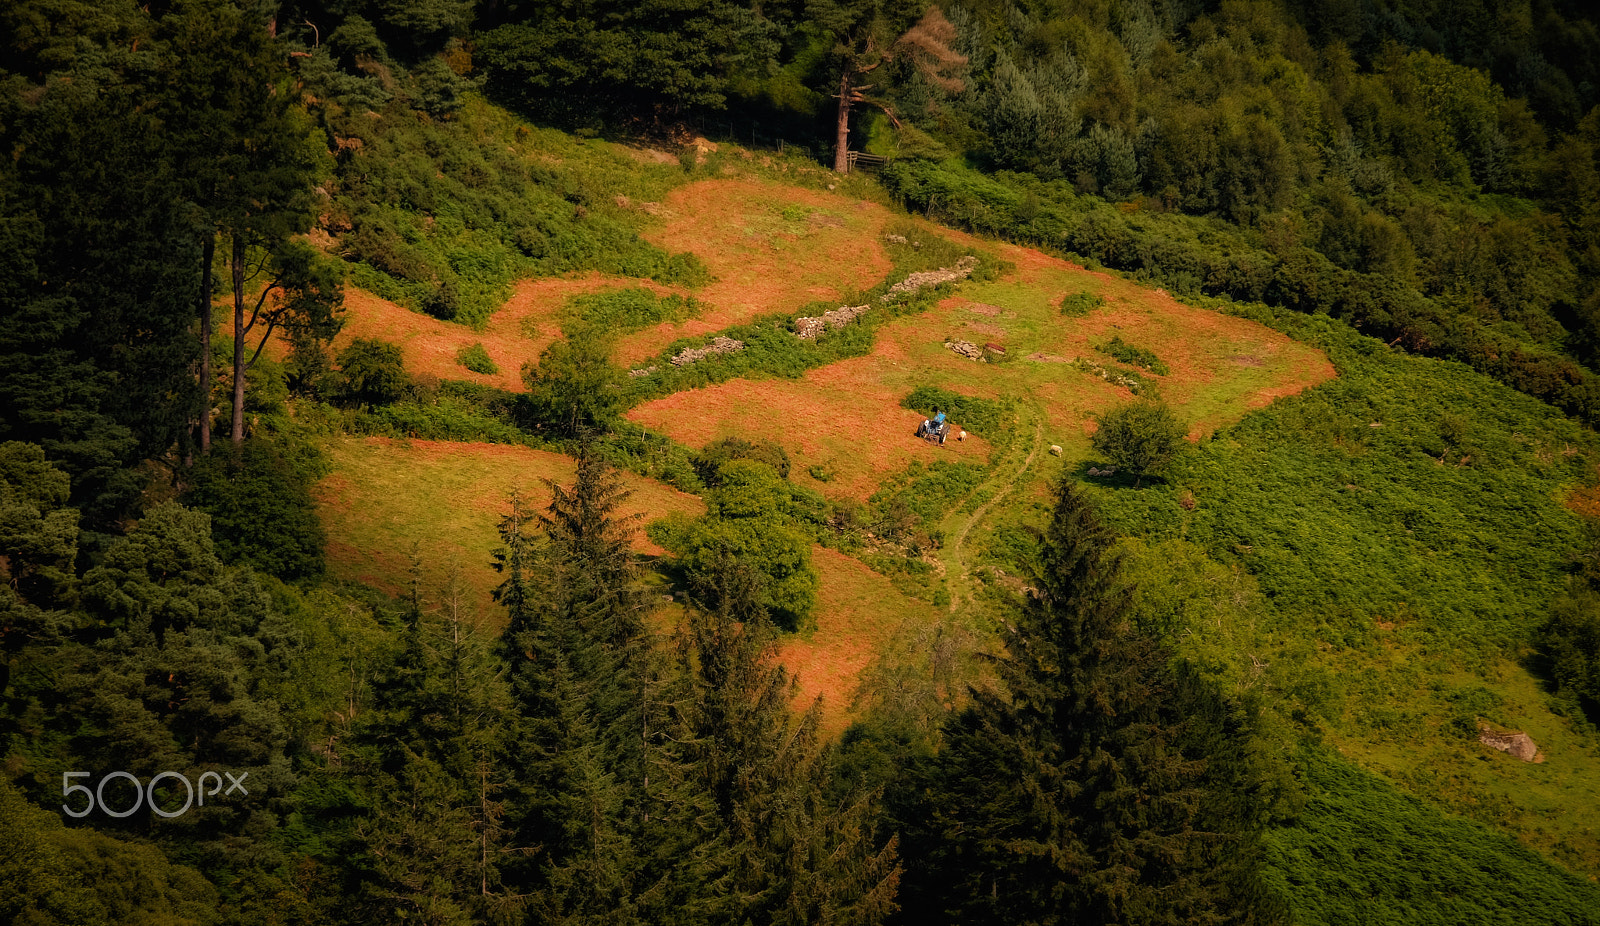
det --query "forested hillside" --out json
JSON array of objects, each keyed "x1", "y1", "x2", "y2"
[{"x1": 5, "y1": 0, "x2": 1600, "y2": 924}]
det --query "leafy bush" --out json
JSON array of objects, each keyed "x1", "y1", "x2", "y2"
[
  {"x1": 338, "y1": 338, "x2": 410, "y2": 408},
  {"x1": 522, "y1": 328, "x2": 626, "y2": 435},
  {"x1": 648, "y1": 460, "x2": 823, "y2": 631},
  {"x1": 1091, "y1": 400, "x2": 1187, "y2": 483},
  {"x1": 1540, "y1": 586, "x2": 1600, "y2": 713},
  {"x1": 693, "y1": 436, "x2": 791, "y2": 486},
  {"x1": 1098, "y1": 336, "x2": 1170, "y2": 375},
  {"x1": 456, "y1": 342, "x2": 500, "y2": 375}
]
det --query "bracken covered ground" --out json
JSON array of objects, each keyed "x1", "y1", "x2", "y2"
[{"x1": 612, "y1": 179, "x2": 894, "y2": 365}]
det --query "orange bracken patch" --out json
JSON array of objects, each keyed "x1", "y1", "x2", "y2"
[
  {"x1": 775, "y1": 546, "x2": 927, "y2": 737},
  {"x1": 626, "y1": 369, "x2": 993, "y2": 502},
  {"x1": 231, "y1": 273, "x2": 682, "y2": 391},
  {"x1": 613, "y1": 179, "x2": 895, "y2": 365},
  {"x1": 1565, "y1": 483, "x2": 1600, "y2": 520}
]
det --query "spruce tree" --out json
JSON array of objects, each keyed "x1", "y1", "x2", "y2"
[
  {"x1": 352, "y1": 562, "x2": 516, "y2": 924},
  {"x1": 677, "y1": 551, "x2": 901, "y2": 926},
  {"x1": 893, "y1": 480, "x2": 1283, "y2": 925},
  {"x1": 494, "y1": 448, "x2": 717, "y2": 924}
]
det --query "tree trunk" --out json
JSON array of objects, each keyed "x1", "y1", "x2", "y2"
[
  {"x1": 231, "y1": 234, "x2": 247, "y2": 446},
  {"x1": 834, "y1": 69, "x2": 852, "y2": 173},
  {"x1": 199, "y1": 233, "x2": 214, "y2": 455}
]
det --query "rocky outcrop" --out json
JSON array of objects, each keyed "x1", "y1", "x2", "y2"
[
  {"x1": 945, "y1": 339, "x2": 985, "y2": 361},
  {"x1": 1479, "y1": 726, "x2": 1543, "y2": 762}
]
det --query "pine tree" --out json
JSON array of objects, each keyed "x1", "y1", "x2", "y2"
[{"x1": 893, "y1": 481, "x2": 1283, "y2": 925}]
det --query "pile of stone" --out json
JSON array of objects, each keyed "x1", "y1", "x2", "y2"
[
  {"x1": 794, "y1": 304, "x2": 869, "y2": 339},
  {"x1": 670, "y1": 336, "x2": 744, "y2": 367},
  {"x1": 945, "y1": 339, "x2": 985, "y2": 361},
  {"x1": 883, "y1": 255, "x2": 979, "y2": 300},
  {"x1": 627, "y1": 365, "x2": 658, "y2": 378}
]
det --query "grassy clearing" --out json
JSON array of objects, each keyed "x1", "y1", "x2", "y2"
[
  {"x1": 610, "y1": 179, "x2": 897, "y2": 364},
  {"x1": 628, "y1": 228, "x2": 1329, "y2": 502}
]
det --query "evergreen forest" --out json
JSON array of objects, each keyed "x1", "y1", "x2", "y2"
[{"x1": 6, "y1": 0, "x2": 1600, "y2": 923}]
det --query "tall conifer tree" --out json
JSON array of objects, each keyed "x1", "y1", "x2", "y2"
[
  {"x1": 494, "y1": 448, "x2": 720, "y2": 924},
  {"x1": 677, "y1": 552, "x2": 901, "y2": 925},
  {"x1": 893, "y1": 481, "x2": 1283, "y2": 925}
]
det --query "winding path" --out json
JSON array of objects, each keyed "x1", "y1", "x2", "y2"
[{"x1": 940, "y1": 405, "x2": 1045, "y2": 614}]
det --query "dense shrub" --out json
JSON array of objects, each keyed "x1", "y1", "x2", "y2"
[
  {"x1": 1060, "y1": 291, "x2": 1105, "y2": 317},
  {"x1": 1541, "y1": 586, "x2": 1600, "y2": 713},
  {"x1": 649, "y1": 460, "x2": 823, "y2": 631},
  {"x1": 338, "y1": 338, "x2": 410, "y2": 408},
  {"x1": 1098, "y1": 336, "x2": 1169, "y2": 376},
  {"x1": 456, "y1": 342, "x2": 499, "y2": 375},
  {"x1": 182, "y1": 439, "x2": 326, "y2": 580},
  {"x1": 693, "y1": 436, "x2": 791, "y2": 485},
  {"x1": 522, "y1": 328, "x2": 626, "y2": 435},
  {"x1": 1091, "y1": 400, "x2": 1187, "y2": 483}
]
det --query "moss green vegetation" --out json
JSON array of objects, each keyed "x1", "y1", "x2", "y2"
[
  {"x1": 1096, "y1": 335, "x2": 1169, "y2": 376},
  {"x1": 560, "y1": 287, "x2": 700, "y2": 334},
  {"x1": 1264, "y1": 752, "x2": 1600, "y2": 924},
  {"x1": 321, "y1": 94, "x2": 707, "y2": 328},
  {"x1": 1097, "y1": 307, "x2": 1591, "y2": 646}
]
